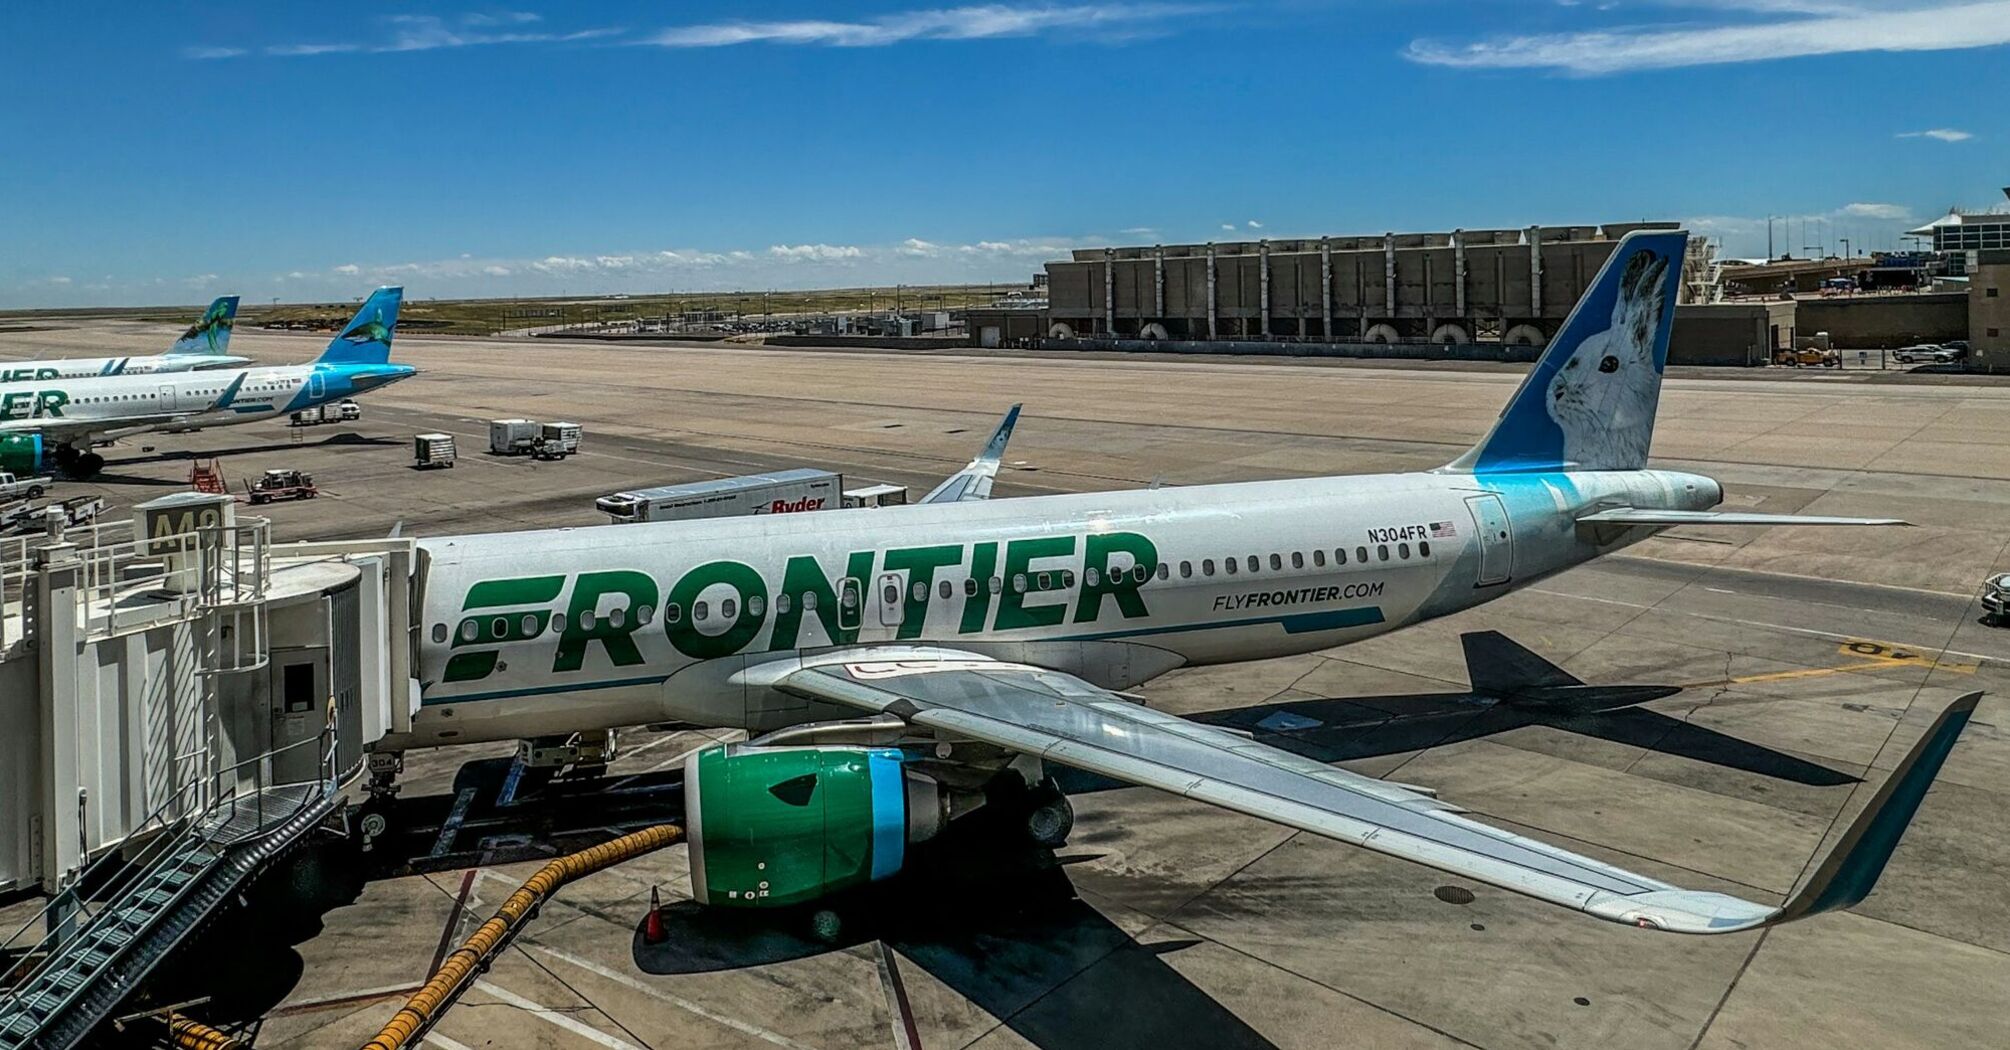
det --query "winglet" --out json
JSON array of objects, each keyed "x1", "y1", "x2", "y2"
[
  {"x1": 920, "y1": 403, "x2": 1022, "y2": 504},
  {"x1": 211, "y1": 371, "x2": 248, "y2": 410},
  {"x1": 1773, "y1": 690, "x2": 1981, "y2": 922}
]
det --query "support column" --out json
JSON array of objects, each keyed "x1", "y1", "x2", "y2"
[
  {"x1": 1205, "y1": 243, "x2": 1218, "y2": 340},
  {"x1": 1320, "y1": 237, "x2": 1333, "y2": 340},
  {"x1": 35, "y1": 542, "x2": 82, "y2": 890},
  {"x1": 1103, "y1": 248, "x2": 1115, "y2": 337},
  {"x1": 1383, "y1": 233, "x2": 1398, "y2": 322},
  {"x1": 1453, "y1": 228, "x2": 1467, "y2": 317},
  {"x1": 1258, "y1": 239, "x2": 1271, "y2": 338},
  {"x1": 1528, "y1": 225, "x2": 1544, "y2": 318},
  {"x1": 1153, "y1": 245, "x2": 1165, "y2": 320}
]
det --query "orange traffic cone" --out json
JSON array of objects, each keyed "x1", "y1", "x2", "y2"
[{"x1": 643, "y1": 886, "x2": 666, "y2": 944}]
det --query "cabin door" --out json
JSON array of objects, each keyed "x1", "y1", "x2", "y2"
[{"x1": 1465, "y1": 494, "x2": 1513, "y2": 587}]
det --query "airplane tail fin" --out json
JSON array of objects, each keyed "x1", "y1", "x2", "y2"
[
  {"x1": 166, "y1": 295, "x2": 240, "y2": 356},
  {"x1": 1445, "y1": 230, "x2": 1687, "y2": 473},
  {"x1": 316, "y1": 286, "x2": 403, "y2": 365}
]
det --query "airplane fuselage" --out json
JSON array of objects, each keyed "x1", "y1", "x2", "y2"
[
  {"x1": 401, "y1": 467, "x2": 1721, "y2": 749},
  {"x1": 0, "y1": 361, "x2": 413, "y2": 438},
  {"x1": 0, "y1": 355, "x2": 248, "y2": 382}
]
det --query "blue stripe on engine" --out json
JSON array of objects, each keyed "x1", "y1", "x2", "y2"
[{"x1": 866, "y1": 749, "x2": 905, "y2": 881}]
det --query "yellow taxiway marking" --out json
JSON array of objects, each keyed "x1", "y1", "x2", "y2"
[{"x1": 1683, "y1": 638, "x2": 1979, "y2": 688}]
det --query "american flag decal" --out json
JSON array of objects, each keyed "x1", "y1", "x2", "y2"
[{"x1": 1429, "y1": 520, "x2": 1458, "y2": 539}]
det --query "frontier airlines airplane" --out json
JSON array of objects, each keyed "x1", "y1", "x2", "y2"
[
  {"x1": 0, "y1": 295, "x2": 248, "y2": 383},
  {"x1": 391, "y1": 231, "x2": 1974, "y2": 937},
  {"x1": 0, "y1": 287, "x2": 411, "y2": 477}
]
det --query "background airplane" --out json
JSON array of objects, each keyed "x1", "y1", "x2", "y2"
[
  {"x1": 0, "y1": 295, "x2": 248, "y2": 382},
  {"x1": 0, "y1": 287, "x2": 412, "y2": 478}
]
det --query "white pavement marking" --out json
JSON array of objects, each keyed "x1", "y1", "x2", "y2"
[
  {"x1": 1530, "y1": 588, "x2": 2000, "y2": 664},
  {"x1": 473, "y1": 979, "x2": 647, "y2": 1050},
  {"x1": 425, "y1": 1032, "x2": 476, "y2": 1050},
  {"x1": 527, "y1": 943, "x2": 818, "y2": 1050}
]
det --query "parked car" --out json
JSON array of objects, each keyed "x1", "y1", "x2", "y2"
[
  {"x1": 1984, "y1": 573, "x2": 2010, "y2": 625},
  {"x1": 1892, "y1": 343, "x2": 1959, "y2": 364},
  {"x1": 1775, "y1": 347, "x2": 1839, "y2": 368}
]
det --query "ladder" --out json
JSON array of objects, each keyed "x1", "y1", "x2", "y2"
[{"x1": 188, "y1": 459, "x2": 227, "y2": 495}]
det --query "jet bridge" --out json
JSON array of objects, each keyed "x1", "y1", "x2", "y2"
[{"x1": 0, "y1": 494, "x2": 418, "y2": 1048}]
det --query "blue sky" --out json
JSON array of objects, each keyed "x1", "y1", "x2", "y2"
[{"x1": 2, "y1": 1, "x2": 2005, "y2": 306}]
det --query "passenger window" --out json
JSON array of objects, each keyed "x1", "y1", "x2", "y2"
[
  {"x1": 1398, "y1": 542, "x2": 1410, "y2": 560},
  {"x1": 694, "y1": 601, "x2": 709, "y2": 621},
  {"x1": 1063, "y1": 570, "x2": 1076, "y2": 588},
  {"x1": 1086, "y1": 567, "x2": 1101, "y2": 587},
  {"x1": 608, "y1": 608, "x2": 625, "y2": 629},
  {"x1": 666, "y1": 603, "x2": 682, "y2": 623},
  {"x1": 1419, "y1": 541, "x2": 1431, "y2": 558},
  {"x1": 939, "y1": 580, "x2": 954, "y2": 600},
  {"x1": 1269, "y1": 553, "x2": 1282, "y2": 571},
  {"x1": 637, "y1": 604, "x2": 654, "y2": 624},
  {"x1": 1356, "y1": 546, "x2": 1368, "y2": 564},
  {"x1": 748, "y1": 595, "x2": 765, "y2": 616},
  {"x1": 884, "y1": 583, "x2": 901, "y2": 605},
  {"x1": 1202, "y1": 559, "x2": 1215, "y2": 576},
  {"x1": 1247, "y1": 556, "x2": 1260, "y2": 573},
  {"x1": 964, "y1": 578, "x2": 978, "y2": 597},
  {"x1": 1133, "y1": 565, "x2": 1149, "y2": 584},
  {"x1": 491, "y1": 617, "x2": 508, "y2": 638},
  {"x1": 776, "y1": 593, "x2": 792, "y2": 614},
  {"x1": 911, "y1": 580, "x2": 927, "y2": 602},
  {"x1": 990, "y1": 576, "x2": 1003, "y2": 594},
  {"x1": 432, "y1": 623, "x2": 448, "y2": 643},
  {"x1": 1313, "y1": 550, "x2": 1326, "y2": 567},
  {"x1": 1180, "y1": 561, "x2": 1193, "y2": 578},
  {"x1": 1013, "y1": 573, "x2": 1028, "y2": 593},
  {"x1": 721, "y1": 598, "x2": 738, "y2": 619},
  {"x1": 1377, "y1": 545, "x2": 1389, "y2": 562},
  {"x1": 1291, "y1": 552, "x2": 1303, "y2": 569},
  {"x1": 1038, "y1": 572, "x2": 1053, "y2": 590},
  {"x1": 1156, "y1": 563, "x2": 1169, "y2": 580},
  {"x1": 1224, "y1": 558, "x2": 1238, "y2": 575},
  {"x1": 577, "y1": 610, "x2": 594, "y2": 629}
]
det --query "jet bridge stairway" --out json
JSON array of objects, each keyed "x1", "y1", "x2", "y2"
[{"x1": 0, "y1": 757, "x2": 340, "y2": 1049}]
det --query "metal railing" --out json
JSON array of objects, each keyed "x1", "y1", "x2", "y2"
[
  {"x1": 0, "y1": 723, "x2": 339, "y2": 1011},
  {"x1": 0, "y1": 517, "x2": 271, "y2": 651}
]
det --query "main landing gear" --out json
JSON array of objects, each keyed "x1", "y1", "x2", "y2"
[{"x1": 53, "y1": 444, "x2": 105, "y2": 479}]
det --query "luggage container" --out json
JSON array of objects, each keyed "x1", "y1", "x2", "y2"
[{"x1": 415, "y1": 433, "x2": 457, "y2": 469}]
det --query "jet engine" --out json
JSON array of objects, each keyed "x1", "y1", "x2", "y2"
[
  {"x1": 0, "y1": 433, "x2": 44, "y2": 475},
  {"x1": 683, "y1": 743, "x2": 952, "y2": 907}
]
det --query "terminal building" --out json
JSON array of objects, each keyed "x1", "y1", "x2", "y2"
[{"x1": 1034, "y1": 223, "x2": 1718, "y2": 345}]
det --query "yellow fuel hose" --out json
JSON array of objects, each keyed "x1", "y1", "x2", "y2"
[
  {"x1": 360, "y1": 823, "x2": 683, "y2": 1050},
  {"x1": 167, "y1": 1013, "x2": 244, "y2": 1049}
]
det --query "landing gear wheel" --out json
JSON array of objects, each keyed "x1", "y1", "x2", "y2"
[
  {"x1": 53, "y1": 445, "x2": 79, "y2": 469},
  {"x1": 74, "y1": 452, "x2": 105, "y2": 479},
  {"x1": 809, "y1": 907, "x2": 844, "y2": 944},
  {"x1": 1023, "y1": 780, "x2": 1074, "y2": 848}
]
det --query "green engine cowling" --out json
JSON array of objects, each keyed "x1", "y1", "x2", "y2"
[
  {"x1": 0, "y1": 434, "x2": 44, "y2": 475},
  {"x1": 684, "y1": 743, "x2": 944, "y2": 907}
]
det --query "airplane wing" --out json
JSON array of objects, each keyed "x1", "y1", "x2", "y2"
[
  {"x1": 774, "y1": 648, "x2": 1976, "y2": 935},
  {"x1": 1578, "y1": 508, "x2": 1911, "y2": 526},
  {"x1": 920, "y1": 404, "x2": 1021, "y2": 504}
]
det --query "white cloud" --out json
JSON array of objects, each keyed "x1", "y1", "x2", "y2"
[
  {"x1": 184, "y1": 46, "x2": 246, "y2": 60},
  {"x1": 768, "y1": 243, "x2": 865, "y2": 262},
  {"x1": 265, "y1": 43, "x2": 360, "y2": 57},
  {"x1": 46, "y1": 276, "x2": 72, "y2": 285},
  {"x1": 377, "y1": 15, "x2": 623, "y2": 53},
  {"x1": 899, "y1": 238, "x2": 942, "y2": 256},
  {"x1": 483, "y1": 265, "x2": 512, "y2": 276},
  {"x1": 644, "y1": 3, "x2": 1210, "y2": 48},
  {"x1": 1246, "y1": 220, "x2": 1263, "y2": 229},
  {"x1": 332, "y1": 264, "x2": 361, "y2": 276},
  {"x1": 1898, "y1": 127, "x2": 1975, "y2": 141},
  {"x1": 1842, "y1": 202, "x2": 1910, "y2": 219},
  {"x1": 462, "y1": 12, "x2": 543, "y2": 27},
  {"x1": 1406, "y1": 1, "x2": 2010, "y2": 74},
  {"x1": 1220, "y1": 223, "x2": 1237, "y2": 231}
]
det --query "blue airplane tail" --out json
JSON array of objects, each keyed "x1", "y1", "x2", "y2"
[
  {"x1": 1446, "y1": 230, "x2": 1687, "y2": 473},
  {"x1": 317, "y1": 286, "x2": 404, "y2": 365},
  {"x1": 166, "y1": 295, "x2": 240, "y2": 356}
]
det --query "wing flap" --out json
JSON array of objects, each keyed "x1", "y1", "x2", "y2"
[{"x1": 781, "y1": 654, "x2": 1978, "y2": 935}]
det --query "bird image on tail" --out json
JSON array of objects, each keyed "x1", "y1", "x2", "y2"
[{"x1": 166, "y1": 295, "x2": 240, "y2": 356}]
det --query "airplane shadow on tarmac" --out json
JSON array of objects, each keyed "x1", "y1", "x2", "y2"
[
  {"x1": 631, "y1": 804, "x2": 1285, "y2": 1050},
  {"x1": 99, "y1": 431, "x2": 401, "y2": 474}
]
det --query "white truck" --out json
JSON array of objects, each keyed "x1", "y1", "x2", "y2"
[
  {"x1": 596, "y1": 468, "x2": 841, "y2": 524},
  {"x1": 0, "y1": 472, "x2": 53, "y2": 502},
  {"x1": 489, "y1": 419, "x2": 539, "y2": 455},
  {"x1": 290, "y1": 399, "x2": 362, "y2": 426},
  {"x1": 533, "y1": 422, "x2": 582, "y2": 461}
]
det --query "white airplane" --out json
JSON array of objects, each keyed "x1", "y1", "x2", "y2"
[
  {"x1": 386, "y1": 231, "x2": 1974, "y2": 938},
  {"x1": 0, "y1": 288, "x2": 413, "y2": 478},
  {"x1": 0, "y1": 295, "x2": 249, "y2": 382}
]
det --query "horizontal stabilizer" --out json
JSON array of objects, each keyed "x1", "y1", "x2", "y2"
[
  {"x1": 1578, "y1": 508, "x2": 1912, "y2": 527},
  {"x1": 1461, "y1": 630, "x2": 1581, "y2": 695}
]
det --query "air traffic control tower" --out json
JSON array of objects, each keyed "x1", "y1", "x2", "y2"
[{"x1": 0, "y1": 495, "x2": 417, "y2": 1048}]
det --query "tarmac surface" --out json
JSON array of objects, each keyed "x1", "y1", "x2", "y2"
[{"x1": 4, "y1": 321, "x2": 2010, "y2": 1050}]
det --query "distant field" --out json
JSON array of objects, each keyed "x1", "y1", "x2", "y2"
[{"x1": 1, "y1": 284, "x2": 1028, "y2": 336}]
